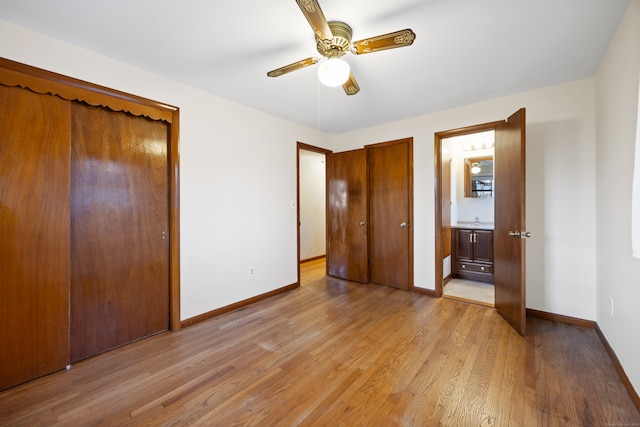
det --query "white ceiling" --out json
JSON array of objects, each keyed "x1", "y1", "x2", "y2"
[{"x1": 0, "y1": 0, "x2": 631, "y2": 134}]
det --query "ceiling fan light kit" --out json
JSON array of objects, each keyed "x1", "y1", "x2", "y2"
[
  {"x1": 267, "y1": 0, "x2": 416, "y2": 95},
  {"x1": 318, "y1": 57, "x2": 350, "y2": 87}
]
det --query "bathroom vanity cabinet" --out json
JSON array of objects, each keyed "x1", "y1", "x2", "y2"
[{"x1": 452, "y1": 227, "x2": 494, "y2": 283}]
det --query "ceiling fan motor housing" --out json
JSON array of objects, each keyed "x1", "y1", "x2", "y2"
[{"x1": 317, "y1": 21, "x2": 352, "y2": 58}]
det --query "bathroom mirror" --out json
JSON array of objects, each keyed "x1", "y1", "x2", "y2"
[{"x1": 464, "y1": 156, "x2": 493, "y2": 198}]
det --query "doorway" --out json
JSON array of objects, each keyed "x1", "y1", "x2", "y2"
[
  {"x1": 440, "y1": 130, "x2": 496, "y2": 306},
  {"x1": 296, "y1": 142, "x2": 330, "y2": 286},
  {"x1": 434, "y1": 109, "x2": 527, "y2": 335}
]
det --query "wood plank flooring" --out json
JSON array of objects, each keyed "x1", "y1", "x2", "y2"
[{"x1": 1, "y1": 259, "x2": 638, "y2": 426}]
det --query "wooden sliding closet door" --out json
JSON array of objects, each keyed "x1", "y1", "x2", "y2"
[
  {"x1": 0, "y1": 86, "x2": 71, "y2": 390},
  {"x1": 70, "y1": 103, "x2": 169, "y2": 362}
]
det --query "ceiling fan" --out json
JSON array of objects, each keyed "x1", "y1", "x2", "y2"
[{"x1": 267, "y1": 0, "x2": 416, "y2": 96}]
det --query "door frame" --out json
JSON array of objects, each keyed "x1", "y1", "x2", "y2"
[
  {"x1": 434, "y1": 120, "x2": 504, "y2": 297},
  {"x1": 296, "y1": 142, "x2": 332, "y2": 286}
]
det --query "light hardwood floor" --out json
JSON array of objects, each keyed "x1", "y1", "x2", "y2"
[{"x1": 1, "y1": 259, "x2": 638, "y2": 426}]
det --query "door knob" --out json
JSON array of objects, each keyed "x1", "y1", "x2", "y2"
[
  {"x1": 509, "y1": 230, "x2": 532, "y2": 239},
  {"x1": 400, "y1": 222, "x2": 408, "y2": 228},
  {"x1": 359, "y1": 221, "x2": 367, "y2": 226}
]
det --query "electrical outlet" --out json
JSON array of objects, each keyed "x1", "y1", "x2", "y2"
[
  {"x1": 249, "y1": 266, "x2": 255, "y2": 277},
  {"x1": 609, "y1": 297, "x2": 614, "y2": 316}
]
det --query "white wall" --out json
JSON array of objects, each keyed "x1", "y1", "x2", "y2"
[
  {"x1": 0, "y1": 19, "x2": 331, "y2": 321},
  {"x1": 595, "y1": 0, "x2": 640, "y2": 394},
  {"x1": 331, "y1": 78, "x2": 598, "y2": 321},
  {"x1": 299, "y1": 149, "x2": 326, "y2": 260},
  {"x1": 444, "y1": 135, "x2": 495, "y2": 224}
]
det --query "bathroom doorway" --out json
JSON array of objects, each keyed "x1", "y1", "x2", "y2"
[
  {"x1": 434, "y1": 109, "x2": 528, "y2": 335},
  {"x1": 441, "y1": 130, "x2": 496, "y2": 306}
]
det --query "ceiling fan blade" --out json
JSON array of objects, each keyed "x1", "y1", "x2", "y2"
[
  {"x1": 352, "y1": 29, "x2": 416, "y2": 55},
  {"x1": 342, "y1": 71, "x2": 360, "y2": 96},
  {"x1": 267, "y1": 57, "x2": 320, "y2": 77},
  {"x1": 295, "y1": 0, "x2": 333, "y2": 42}
]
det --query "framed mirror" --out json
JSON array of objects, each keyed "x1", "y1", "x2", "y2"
[{"x1": 464, "y1": 155, "x2": 493, "y2": 198}]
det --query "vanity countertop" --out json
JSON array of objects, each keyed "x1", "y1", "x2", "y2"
[{"x1": 452, "y1": 222, "x2": 494, "y2": 230}]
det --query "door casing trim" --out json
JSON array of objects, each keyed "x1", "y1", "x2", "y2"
[{"x1": 434, "y1": 121, "x2": 504, "y2": 297}]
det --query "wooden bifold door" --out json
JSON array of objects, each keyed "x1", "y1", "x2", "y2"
[{"x1": 0, "y1": 58, "x2": 178, "y2": 391}]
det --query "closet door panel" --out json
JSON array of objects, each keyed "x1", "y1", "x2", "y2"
[
  {"x1": 0, "y1": 85, "x2": 71, "y2": 390},
  {"x1": 368, "y1": 140, "x2": 412, "y2": 290},
  {"x1": 70, "y1": 103, "x2": 169, "y2": 362},
  {"x1": 326, "y1": 149, "x2": 368, "y2": 283}
]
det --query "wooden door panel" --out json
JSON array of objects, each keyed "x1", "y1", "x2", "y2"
[
  {"x1": 494, "y1": 108, "x2": 526, "y2": 335},
  {"x1": 368, "y1": 140, "x2": 412, "y2": 290},
  {"x1": 474, "y1": 230, "x2": 494, "y2": 263},
  {"x1": 70, "y1": 103, "x2": 169, "y2": 362},
  {"x1": 326, "y1": 149, "x2": 368, "y2": 283},
  {"x1": 455, "y1": 229, "x2": 473, "y2": 260},
  {"x1": 0, "y1": 86, "x2": 71, "y2": 390}
]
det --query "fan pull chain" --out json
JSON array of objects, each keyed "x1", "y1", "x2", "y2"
[{"x1": 317, "y1": 76, "x2": 320, "y2": 132}]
